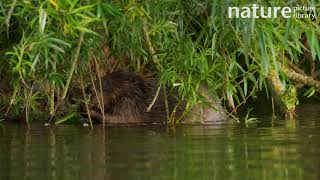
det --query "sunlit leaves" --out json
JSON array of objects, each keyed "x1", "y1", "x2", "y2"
[
  {"x1": 39, "y1": 7, "x2": 47, "y2": 34},
  {"x1": 50, "y1": 0, "x2": 58, "y2": 10}
]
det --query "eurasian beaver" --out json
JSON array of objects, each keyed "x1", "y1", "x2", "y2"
[{"x1": 82, "y1": 71, "x2": 227, "y2": 124}]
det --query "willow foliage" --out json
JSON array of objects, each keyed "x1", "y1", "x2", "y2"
[{"x1": 0, "y1": 0, "x2": 319, "y2": 121}]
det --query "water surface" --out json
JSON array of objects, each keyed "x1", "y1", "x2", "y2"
[{"x1": 0, "y1": 104, "x2": 320, "y2": 180}]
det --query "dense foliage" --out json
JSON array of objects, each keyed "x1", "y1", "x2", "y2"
[{"x1": 0, "y1": 0, "x2": 319, "y2": 124}]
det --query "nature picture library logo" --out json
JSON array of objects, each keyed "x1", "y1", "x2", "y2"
[{"x1": 228, "y1": 4, "x2": 317, "y2": 20}]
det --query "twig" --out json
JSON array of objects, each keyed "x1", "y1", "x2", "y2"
[
  {"x1": 163, "y1": 88, "x2": 169, "y2": 121},
  {"x1": 110, "y1": 59, "x2": 118, "y2": 73},
  {"x1": 225, "y1": 111, "x2": 240, "y2": 123},
  {"x1": 169, "y1": 103, "x2": 178, "y2": 124},
  {"x1": 286, "y1": 60, "x2": 307, "y2": 76},
  {"x1": 142, "y1": 20, "x2": 161, "y2": 70},
  {"x1": 171, "y1": 102, "x2": 192, "y2": 124},
  {"x1": 228, "y1": 87, "x2": 257, "y2": 116},
  {"x1": 89, "y1": 64, "x2": 105, "y2": 124},
  {"x1": 5, "y1": 82, "x2": 19, "y2": 115},
  {"x1": 147, "y1": 85, "x2": 161, "y2": 112},
  {"x1": 80, "y1": 77, "x2": 93, "y2": 130},
  {"x1": 25, "y1": 83, "x2": 34, "y2": 129},
  {"x1": 49, "y1": 52, "x2": 57, "y2": 115},
  {"x1": 47, "y1": 32, "x2": 84, "y2": 124},
  {"x1": 91, "y1": 53, "x2": 106, "y2": 125},
  {"x1": 282, "y1": 64, "x2": 320, "y2": 89},
  {"x1": 271, "y1": 97, "x2": 275, "y2": 119},
  {"x1": 61, "y1": 31, "x2": 84, "y2": 100}
]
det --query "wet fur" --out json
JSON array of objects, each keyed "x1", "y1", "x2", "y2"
[{"x1": 84, "y1": 71, "x2": 182, "y2": 124}]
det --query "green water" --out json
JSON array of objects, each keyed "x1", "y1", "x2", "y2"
[{"x1": 0, "y1": 104, "x2": 320, "y2": 180}]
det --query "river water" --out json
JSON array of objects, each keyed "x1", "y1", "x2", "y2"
[{"x1": 0, "y1": 104, "x2": 320, "y2": 180}]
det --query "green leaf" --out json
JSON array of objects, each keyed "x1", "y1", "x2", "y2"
[
  {"x1": 55, "y1": 112, "x2": 76, "y2": 125},
  {"x1": 102, "y1": 3, "x2": 123, "y2": 17},
  {"x1": 257, "y1": 27, "x2": 269, "y2": 77},
  {"x1": 49, "y1": 38, "x2": 71, "y2": 47},
  {"x1": 70, "y1": 4, "x2": 96, "y2": 14},
  {"x1": 75, "y1": 26, "x2": 101, "y2": 37},
  {"x1": 303, "y1": 87, "x2": 315, "y2": 98}
]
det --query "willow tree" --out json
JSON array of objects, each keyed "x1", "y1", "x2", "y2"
[{"x1": 0, "y1": 0, "x2": 319, "y2": 123}]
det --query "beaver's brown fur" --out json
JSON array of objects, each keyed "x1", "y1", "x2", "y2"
[
  {"x1": 82, "y1": 71, "x2": 183, "y2": 124},
  {"x1": 82, "y1": 71, "x2": 227, "y2": 124}
]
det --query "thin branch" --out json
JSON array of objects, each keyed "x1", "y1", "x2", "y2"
[
  {"x1": 49, "y1": 52, "x2": 57, "y2": 115},
  {"x1": 5, "y1": 82, "x2": 19, "y2": 115},
  {"x1": 142, "y1": 20, "x2": 161, "y2": 70},
  {"x1": 286, "y1": 60, "x2": 307, "y2": 76},
  {"x1": 163, "y1": 88, "x2": 169, "y2": 121},
  {"x1": 147, "y1": 85, "x2": 161, "y2": 112},
  {"x1": 90, "y1": 55, "x2": 106, "y2": 125},
  {"x1": 228, "y1": 87, "x2": 257, "y2": 116},
  {"x1": 282, "y1": 64, "x2": 320, "y2": 89},
  {"x1": 80, "y1": 77, "x2": 93, "y2": 130},
  {"x1": 25, "y1": 83, "x2": 34, "y2": 129},
  {"x1": 47, "y1": 32, "x2": 84, "y2": 124},
  {"x1": 61, "y1": 31, "x2": 84, "y2": 100}
]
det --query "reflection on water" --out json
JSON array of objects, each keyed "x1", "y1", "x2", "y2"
[{"x1": 1, "y1": 104, "x2": 320, "y2": 180}]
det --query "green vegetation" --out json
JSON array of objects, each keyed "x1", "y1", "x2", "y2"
[{"x1": 0, "y1": 0, "x2": 319, "y2": 124}]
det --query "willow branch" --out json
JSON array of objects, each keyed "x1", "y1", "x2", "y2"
[
  {"x1": 142, "y1": 20, "x2": 161, "y2": 70},
  {"x1": 61, "y1": 31, "x2": 84, "y2": 100},
  {"x1": 147, "y1": 85, "x2": 161, "y2": 112},
  {"x1": 286, "y1": 60, "x2": 307, "y2": 76},
  {"x1": 80, "y1": 77, "x2": 93, "y2": 130},
  {"x1": 282, "y1": 64, "x2": 320, "y2": 89}
]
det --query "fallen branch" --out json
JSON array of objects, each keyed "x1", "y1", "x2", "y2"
[
  {"x1": 286, "y1": 60, "x2": 307, "y2": 76},
  {"x1": 281, "y1": 64, "x2": 320, "y2": 89}
]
